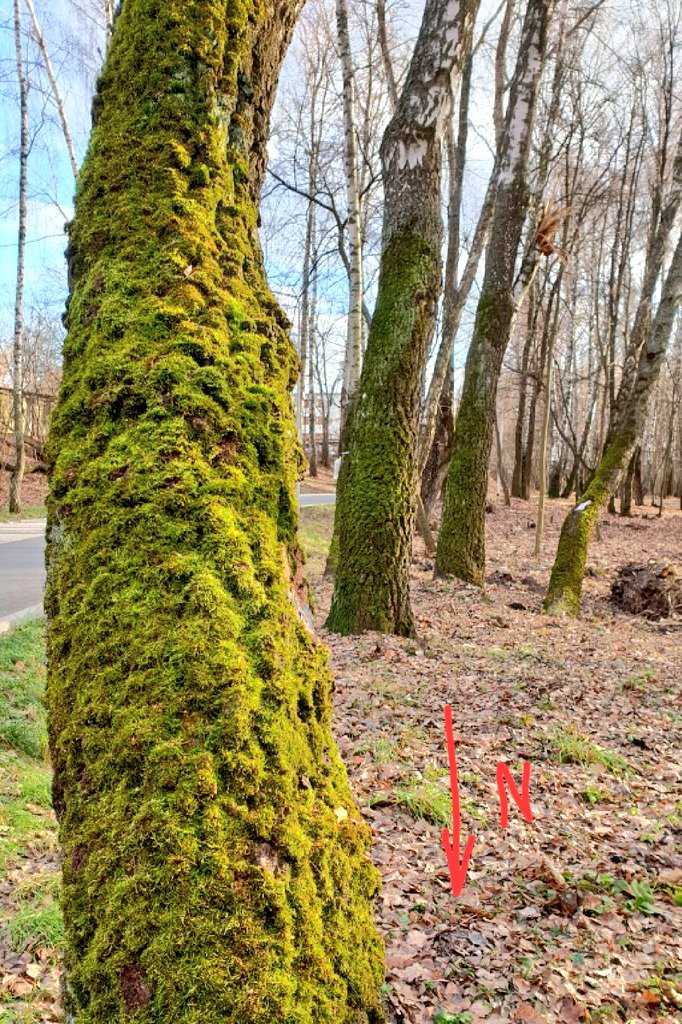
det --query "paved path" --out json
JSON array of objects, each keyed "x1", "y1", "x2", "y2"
[
  {"x1": 298, "y1": 492, "x2": 336, "y2": 507},
  {"x1": 0, "y1": 520, "x2": 47, "y2": 619},
  {"x1": 0, "y1": 494, "x2": 336, "y2": 620}
]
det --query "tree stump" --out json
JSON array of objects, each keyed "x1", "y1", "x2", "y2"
[{"x1": 611, "y1": 563, "x2": 682, "y2": 620}]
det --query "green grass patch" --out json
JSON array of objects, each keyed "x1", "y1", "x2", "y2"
[
  {"x1": 0, "y1": 505, "x2": 46, "y2": 523},
  {"x1": 0, "y1": 619, "x2": 62, "y2": 987},
  {"x1": 10, "y1": 873, "x2": 64, "y2": 949},
  {"x1": 551, "y1": 726, "x2": 629, "y2": 775},
  {"x1": 395, "y1": 773, "x2": 451, "y2": 827},
  {"x1": 0, "y1": 619, "x2": 48, "y2": 759},
  {"x1": 298, "y1": 505, "x2": 334, "y2": 571}
]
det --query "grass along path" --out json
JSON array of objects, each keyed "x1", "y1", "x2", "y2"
[{"x1": 0, "y1": 620, "x2": 62, "y2": 1023}]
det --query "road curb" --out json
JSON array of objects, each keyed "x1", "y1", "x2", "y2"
[{"x1": 0, "y1": 603, "x2": 44, "y2": 636}]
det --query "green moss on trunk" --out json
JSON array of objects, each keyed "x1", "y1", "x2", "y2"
[
  {"x1": 46, "y1": 3, "x2": 384, "y2": 1021},
  {"x1": 325, "y1": 231, "x2": 440, "y2": 637},
  {"x1": 435, "y1": 293, "x2": 511, "y2": 583},
  {"x1": 544, "y1": 435, "x2": 630, "y2": 614}
]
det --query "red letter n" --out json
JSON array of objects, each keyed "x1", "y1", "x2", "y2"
[{"x1": 496, "y1": 761, "x2": 533, "y2": 829}]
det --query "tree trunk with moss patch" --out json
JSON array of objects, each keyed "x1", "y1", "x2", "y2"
[
  {"x1": 436, "y1": 0, "x2": 554, "y2": 583},
  {"x1": 326, "y1": 0, "x2": 480, "y2": 637},
  {"x1": 545, "y1": 226, "x2": 682, "y2": 615},
  {"x1": 45, "y1": 3, "x2": 384, "y2": 1021}
]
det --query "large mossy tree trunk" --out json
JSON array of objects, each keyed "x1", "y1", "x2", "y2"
[
  {"x1": 45, "y1": 3, "x2": 384, "y2": 1022},
  {"x1": 326, "y1": 0, "x2": 480, "y2": 637},
  {"x1": 436, "y1": 0, "x2": 555, "y2": 583},
  {"x1": 544, "y1": 226, "x2": 682, "y2": 615}
]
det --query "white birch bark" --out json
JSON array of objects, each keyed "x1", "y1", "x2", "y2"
[
  {"x1": 9, "y1": 0, "x2": 29, "y2": 514},
  {"x1": 336, "y1": 0, "x2": 364, "y2": 437}
]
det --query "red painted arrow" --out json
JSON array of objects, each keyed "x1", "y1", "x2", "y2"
[{"x1": 441, "y1": 704, "x2": 475, "y2": 898}]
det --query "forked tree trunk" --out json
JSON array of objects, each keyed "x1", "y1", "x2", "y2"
[
  {"x1": 545, "y1": 226, "x2": 682, "y2": 615},
  {"x1": 45, "y1": 3, "x2": 384, "y2": 1020},
  {"x1": 436, "y1": 0, "x2": 555, "y2": 583},
  {"x1": 9, "y1": 0, "x2": 29, "y2": 515},
  {"x1": 326, "y1": 0, "x2": 480, "y2": 637}
]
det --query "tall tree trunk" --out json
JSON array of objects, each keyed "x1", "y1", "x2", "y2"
[
  {"x1": 308, "y1": 228, "x2": 319, "y2": 477},
  {"x1": 494, "y1": 413, "x2": 511, "y2": 506},
  {"x1": 512, "y1": 317, "x2": 534, "y2": 498},
  {"x1": 296, "y1": 76, "x2": 321, "y2": 439},
  {"x1": 326, "y1": 0, "x2": 480, "y2": 637},
  {"x1": 337, "y1": 0, "x2": 365, "y2": 441},
  {"x1": 545, "y1": 225, "x2": 682, "y2": 615},
  {"x1": 436, "y1": 0, "x2": 555, "y2": 583},
  {"x1": 45, "y1": 3, "x2": 384, "y2": 1020},
  {"x1": 620, "y1": 447, "x2": 637, "y2": 516},
  {"x1": 534, "y1": 330, "x2": 554, "y2": 554},
  {"x1": 9, "y1": 0, "x2": 29, "y2": 516},
  {"x1": 421, "y1": 356, "x2": 455, "y2": 518},
  {"x1": 417, "y1": 51, "x2": 497, "y2": 480}
]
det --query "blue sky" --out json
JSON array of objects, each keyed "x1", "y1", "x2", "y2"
[{"x1": 0, "y1": 0, "x2": 102, "y2": 335}]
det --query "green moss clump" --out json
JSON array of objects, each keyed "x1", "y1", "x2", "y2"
[
  {"x1": 326, "y1": 230, "x2": 440, "y2": 638},
  {"x1": 46, "y1": 2, "x2": 384, "y2": 1021}
]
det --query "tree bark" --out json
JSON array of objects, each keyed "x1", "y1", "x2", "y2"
[
  {"x1": 534, "y1": 329, "x2": 554, "y2": 554},
  {"x1": 436, "y1": 0, "x2": 555, "y2": 583},
  {"x1": 545, "y1": 224, "x2": 682, "y2": 615},
  {"x1": 326, "y1": 0, "x2": 480, "y2": 637},
  {"x1": 337, "y1": 0, "x2": 365, "y2": 441},
  {"x1": 45, "y1": 3, "x2": 384, "y2": 1020},
  {"x1": 494, "y1": 413, "x2": 511, "y2": 506},
  {"x1": 9, "y1": 0, "x2": 29, "y2": 516},
  {"x1": 308, "y1": 226, "x2": 319, "y2": 476}
]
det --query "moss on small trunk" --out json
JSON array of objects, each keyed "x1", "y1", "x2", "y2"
[
  {"x1": 435, "y1": 292, "x2": 512, "y2": 583},
  {"x1": 544, "y1": 436, "x2": 630, "y2": 614},
  {"x1": 45, "y1": 3, "x2": 384, "y2": 1021},
  {"x1": 325, "y1": 231, "x2": 440, "y2": 637}
]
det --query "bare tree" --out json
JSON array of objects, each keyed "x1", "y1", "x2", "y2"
[{"x1": 9, "y1": 0, "x2": 30, "y2": 514}]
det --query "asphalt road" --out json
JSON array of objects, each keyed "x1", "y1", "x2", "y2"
[
  {"x1": 0, "y1": 493, "x2": 336, "y2": 619},
  {"x1": 0, "y1": 528, "x2": 46, "y2": 619}
]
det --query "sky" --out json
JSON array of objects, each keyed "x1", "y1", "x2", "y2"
[
  {"x1": 0, "y1": 0, "x2": 500, "y2": 389},
  {"x1": 0, "y1": 0, "x2": 102, "y2": 336}
]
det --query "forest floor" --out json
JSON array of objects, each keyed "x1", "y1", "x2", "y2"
[
  {"x1": 303, "y1": 497, "x2": 682, "y2": 1024},
  {"x1": 0, "y1": 499, "x2": 680, "y2": 1023}
]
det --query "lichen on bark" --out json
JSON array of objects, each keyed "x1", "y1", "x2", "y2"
[{"x1": 45, "y1": 3, "x2": 384, "y2": 1021}]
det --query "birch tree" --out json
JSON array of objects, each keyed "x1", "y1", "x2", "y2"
[
  {"x1": 326, "y1": 0, "x2": 481, "y2": 637},
  {"x1": 45, "y1": 2, "x2": 384, "y2": 1019},
  {"x1": 436, "y1": 0, "x2": 555, "y2": 583},
  {"x1": 337, "y1": 0, "x2": 365, "y2": 436},
  {"x1": 8, "y1": 0, "x2": 29, "y2": 515}
]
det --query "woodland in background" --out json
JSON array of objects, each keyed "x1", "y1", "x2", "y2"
[{"x1": 263, "y1": 0, "x2": 682, "y2": 621}]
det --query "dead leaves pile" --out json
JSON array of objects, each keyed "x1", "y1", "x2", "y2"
[{"x1": 315, "y1": 500, "x2": 682, "y2": 1024}]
